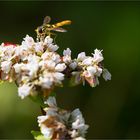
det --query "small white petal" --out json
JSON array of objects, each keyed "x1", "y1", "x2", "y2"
[
  {"x1": 41, "y1": 125, "x2": 53, "y2": 138},
  {"x1": 23, "y1": 35, "x2": 35, "y2": 48},
  {"x1": 93, "y1": 49, "x2": 104, "y2": 63},
  {"x1": 34, "y1": 42, "x2": 44, "y2": 53},
  {"x1": 39, "y1": 77, "x2": 53, "y2": 89},
  {"x1": 37, "y1": 115, "x2": 49, "y2": 126},
  {"x1": 13, "y1": 63, "x2": 24, "y2": 73},
  {"x1": 48, "y1": 44, "x2": 59, "y2": 52},
  {"x1": 45, "y1": 97, "x2": 57, "y2": 107},
  {"x1": 69, "y1": 62, "x2": 77, "y2": 70},
  {"x1": 72, "y1": 119, "x2": 81, "y2": 129},
  {"x1": 18, "y1": 84, "x2": 32, "y2": 99},
  {"x1": 63, "y1": 55, "x2": 71, "y2": 63},
  {"x1": 63, "y1": 48, "x2": 71, "y2": 56},
  {"x1": 44, "y1": 36, "x2": 53, "y2": 44},
  {"x1": 102, "y1": 68, "x2": 111, "y2": 81},
  {"x1": 51, "y1": 53, "x2": 61, "y2": 63},
  {"x1": 46, "y1": 60, "x2": 56, "y2": 70},
  {"x1": 77, "y1": 52, "x2": 86, "y2": 61},
  {"x1": 87, "y1": 66, "x2": 96, "y2": 75},
  {"x1": 96, "y1": 67, "x2": 102, "y2": 76},
  {"x1": 41, "y1": 52, "x2": 50, "y2": 60},
  {"x1": 69, "y1": 130, "x2": 78, "y2": 138},
  {"x1": 82, "y1": 57, "x2": 93, "y2": 66},
  {"x1": 55, "y1": 63, "x2": 66, "y2": 72},
  {"x1": 1, "y1": 61, "x2": 12, "y2": 73},
  {"x1": 54, "y1": 72, "x2": 64, "y2": 81},
  {"x1": 71, "y1": 109, "x2": 84, "y2": 123}
]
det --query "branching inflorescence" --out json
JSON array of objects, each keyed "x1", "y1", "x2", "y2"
[{"x1": 0, "y1": 17, "x2": 111, "y2": 140}]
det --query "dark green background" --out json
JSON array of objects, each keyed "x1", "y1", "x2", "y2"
[{"x1": 0, "y1": 1, "x2": 140, "y2": 139}]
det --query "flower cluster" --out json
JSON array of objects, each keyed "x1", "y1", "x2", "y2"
[
  {"x1": 37, "y1": 97, "x2": 89, "y2": 140},
  {"x1": 63, "y1": 48, "x2": 111, "y2": 87},
  {"x1": 0, "y1": 35, "x2": 111, "y2": 99}
]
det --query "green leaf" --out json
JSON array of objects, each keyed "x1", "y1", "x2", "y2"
[
  {"x1": 31, "y1": 130, "x2": 51, "y2": 140},
  {"x1": 31, "y1": 130, "x2": 42, "y2": 137}
]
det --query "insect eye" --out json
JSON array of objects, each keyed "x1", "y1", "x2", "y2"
[{"x1": 38, "y1": 27, "x2": 43, "y2": 33}]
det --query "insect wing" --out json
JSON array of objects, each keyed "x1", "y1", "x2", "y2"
[
  {"x1": 55, "y1": 20, "x2": 72, "y2": 27},
  {"x1": 43, "y1": 16, "x2": 51, "y2": 24},
  {"x1": 52, "y1": 27, "x2": 67, "y2": 32}
]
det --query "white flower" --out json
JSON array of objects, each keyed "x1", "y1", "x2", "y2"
[
  {"x1": 37, "y1": 98, "x2": 89, "y2": 139},
  {"x1": 69, "y1": 130, "x2": 79, "y2": 138},
  {"x1": 37, "y1": 115, "x2": 53, "y2": 138},
  {"x1": 44, "y1": 36, "x2": 59, "y2": 52},
  {"x1": 41, "y1": 125, "x2": 53, "y2": 138},
  {"x1": 13, "y1": 63, "x2": 24, "y2": 73},
  {"x1": 39, "y1": 76, "x2": 53, "y2": 89},
  {"x1": 34, "y1": 42, "x2": 44, "y2": 53},
  {"x1": 71, "y1": 109, "x2": 85, "y2": 124},
  {"x1": 96, "y1": 67, "x2": 102, "y2": 76},
  {"x1": 41, "y1": 52, "x2": 60, "y2": 64},
  {"x1": 69, "y1": 62, "x2": 77, "y2": 70},
  {"x1": 22, "y1": 35, "x2": 35, "y2": 49},
  {"x1": 44, "y1": 36, "x2": 53, "y2": 44},
  {"x1": 18, "y1": 84, "x2": 32, "y2": 99},
  {"x1": 82, "y1": 71, "x2": 91, "y2": 78},
  {"x1": 14, "y1": 46, "x2": 28, "y2": 60},
  {"x1": 0, "y1": 46, "x2": 15, "y2": 61},
  {"x1": 63, "y1": 55, "x2": 71, "y2": 63},
  {"x1": 63, "y1": 48, "x2": 72, "y2": 63},
  {"x1": 74, "y1": 49, "x2": 108, "y2": 87},
  {"x1": 15, "y1": 44, "x2": 35, "y2": 61},
  {"x1": 102, "y1": 68, "x2": 111, "y2": 81},
  {"x1": 77, "y1": 52, "x2": 86, "y2": 61},
  {"x1": 51, "y1": 53, "x2": 61, "y2": 63},
  {"x1": 41, "y1": 52, "x2": 48, "y2": 60},
  {"x1": 1, "y1": 61, "x2": 12, "y2": 73},
  {"x1": 16, "y1": 55, "x2": 40, "y2": 79},
  {"x1": 48, "y1": 44, "x2": 59, "y2": 52},
  {"x1": 87, "y1": 66, "x2": 97, "y2": 75},
  {"x1": 71, "y1": 109, "x2": 89, "y2": 137},
  {"x1": 45, "y1": 60, "x2": 56, "y2": 70},
  {"x1": 39, "y1": 70, "x2": 65, "y2": 89},
  {"x1": 55, "y1": 63, "x2": 66, "y2": 72},
  {"x1": 38, "y1": 115, "x2": 49, "y2": 126},
  {"x1": 63, "y1": 48, "x2": 71, "y2": 56},
  {"x1": 44, "y1": 97, "x2": 57, "y2": 108},
  {"x1": 93, "y1": 49, "x2": 103, "y2": 63},
  {"x1": 27, "y1": 63, "x2": 39, "y2": 78},
  {"x1": 82, "y1": 57, "x2": 93, "y2": 66},
  {"x1": 44, "y1": 107, "x2": 58, "y2": 116},
  {"x1": 72, "y1": 119, "x2": 85, "y2": 129},
  {"x1": 54, "y1": 72, "x2": 65, "y2": 83}
]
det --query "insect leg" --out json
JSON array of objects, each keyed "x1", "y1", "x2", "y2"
[{"x1": 53, "y1": 33, "x2": 57, "y2": 43}]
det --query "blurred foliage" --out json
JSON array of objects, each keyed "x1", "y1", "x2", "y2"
[{"x1": 0, "y1": 1, "x2": 140, "y2": 139}]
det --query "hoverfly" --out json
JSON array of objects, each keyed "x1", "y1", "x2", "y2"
[{"x1": 36, "y1": 16, "x2": 72, "y2": 41}]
